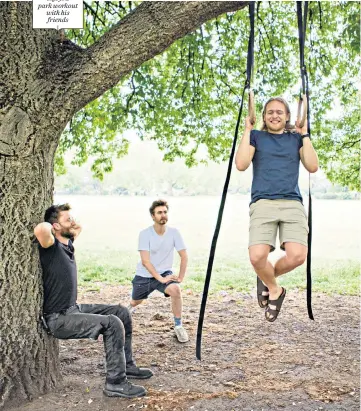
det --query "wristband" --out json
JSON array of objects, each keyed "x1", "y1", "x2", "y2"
[{"x1": 301, "y1": 133, "x2": 310, "y2": 139}]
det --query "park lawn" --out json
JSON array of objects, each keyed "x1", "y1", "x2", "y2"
[{"x1": 77, "y1": 249, "x2": 360, "y2": 296}]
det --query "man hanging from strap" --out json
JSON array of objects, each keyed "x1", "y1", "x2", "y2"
[{"x1": 235, "y1": 96, "x2": 318, "y2": 322}]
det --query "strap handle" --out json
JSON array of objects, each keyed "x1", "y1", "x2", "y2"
[
  {"x1": 296, "y1": 93, "x2": 307, "y2": 128},
  {"x1": 297, "y1": 1, "x2": 314, "y2": 320},
  {"x1": 248, "y1": 89, "x2": 256, "y2": 125},
  {"x1": 196, "y1": 2, "x2": 256, "y2": 360}
]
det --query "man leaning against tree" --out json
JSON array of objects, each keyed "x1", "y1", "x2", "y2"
[{"x1": 34, "y1": 203, "x2": 153, "y2": 399}]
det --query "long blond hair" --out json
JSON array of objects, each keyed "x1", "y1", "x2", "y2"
[{"x1": 261, "y1": 97, "x2": 296, "y2": 132}]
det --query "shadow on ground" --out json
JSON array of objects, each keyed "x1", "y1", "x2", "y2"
[{"x1": 8, "y1": 285, "x2": 360, "y2": 411}]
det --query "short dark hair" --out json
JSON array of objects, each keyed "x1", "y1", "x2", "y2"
[
  {"x1": 44, "y1": 203, "x2": 71, "y2": 224},
  {"x1": 149, "y1": 199, "x2": 168, "y2": 216}
]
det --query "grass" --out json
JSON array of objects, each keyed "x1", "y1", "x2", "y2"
[
  {"x1": 77, "y1": 249, "x2": 360, "y2": 296},
  {"x1": 61, "y1": 196, "x2": 359, "y2": 295}
]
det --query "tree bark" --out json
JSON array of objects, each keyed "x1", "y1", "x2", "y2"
[
  {"x1": 0, "y1": 1, "x2": 248, "y2": 407},
  {"x1": 0, "y1": 144, "x2": 61, "y2": 406}
]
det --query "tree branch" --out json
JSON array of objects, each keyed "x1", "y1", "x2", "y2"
[
  {"x1": 83, "y1": 2, "x2": 106, "y2": 26},
  {"x1": 336, "y1": 139, "x2": 361, "y2": 151},
  {"x1": 65, "y1": 1, "x2": 248, "y2": 113}
]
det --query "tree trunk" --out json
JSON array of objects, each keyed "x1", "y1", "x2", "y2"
[
  {"x1": 0, "y1": 4, "x2": 69, "y2": 403},
  {"x1": 0, "y1": 1, "x2": 249, "y2": 407},
  {"x1": 0, "y1": 135, "x2": 61, "y2": 406}
]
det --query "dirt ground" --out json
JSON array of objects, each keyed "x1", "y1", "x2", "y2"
[{"x1": 8, "y1": 285, "x2": 360, "y2": 411}]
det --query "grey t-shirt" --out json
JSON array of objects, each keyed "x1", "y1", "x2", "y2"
[
  {"x1": 136, "y1": 226, "x2": 186, "y2": 278},
  {"x1": 250, "y1": 130, "x2": 304, "y2": 205}
]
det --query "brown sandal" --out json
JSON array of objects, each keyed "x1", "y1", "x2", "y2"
[
  {"x1": 265, "y1": 288, "x2": 286, "y2": 322},
  {"x1": 257, "y1": 277, "x2": 269, "y2": 308}
]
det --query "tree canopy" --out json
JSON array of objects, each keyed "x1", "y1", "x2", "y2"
[
  {"x1": 55, "y1": 1, "x2": 358, "y2": 191},
  {"x1": 0, "y1": 2, "x2": 359, "y2": 406}
]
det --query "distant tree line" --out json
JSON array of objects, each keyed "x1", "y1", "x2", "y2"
[{"x1": 56, "y1": 142, "x2": 359, "y2": 200}]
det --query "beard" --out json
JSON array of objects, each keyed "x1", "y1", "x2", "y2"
[
  {"x1": 61, "y1": 229, "x2": 74, "y2": 239},
  {"x1": 159, "y1": 219, "x2": 167, "y2": 225}
]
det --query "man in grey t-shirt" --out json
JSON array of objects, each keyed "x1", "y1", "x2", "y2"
[{"x1": 129, "y1": 199, "x2": 189, "y2": 343}]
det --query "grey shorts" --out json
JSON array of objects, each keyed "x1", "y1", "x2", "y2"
[
  {"x1": 249, "y1": 199, "x2": 309, "y2": 252},
  {"x1": 131, "y1": 271, "x2": 179, "y2": 301}
]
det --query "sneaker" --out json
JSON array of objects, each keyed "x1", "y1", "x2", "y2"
[
  {"x1": 103, "y1": 380, "x2": 146, "y2": 398},
  {"x1": 126, "y1": 365, "x2": 153, "y2": 379},
  {"x1": 174, "y1": 325, "x2": 189, "y2": 343}
]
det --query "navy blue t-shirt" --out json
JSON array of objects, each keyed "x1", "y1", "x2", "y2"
[{"x1": 250, "y1": 130, "x2": 303, "y2": 205}]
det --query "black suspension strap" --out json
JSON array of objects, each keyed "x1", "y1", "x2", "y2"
[
  {"x1": 196, "y1": 3, "x2": 255, "y2": 360},
  {"x1": 297, "y1": 1, "x2": 314, "y2": 320}
]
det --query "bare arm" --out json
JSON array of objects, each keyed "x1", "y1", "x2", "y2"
[
  {"x1": 300, "y1": 137, "x2": 319, "y2": 173},
  {"x1": 139, "y1": 250, "x2": 175, "y2": 284},
  {"x1": 34, "y1": 222, "x2": 55, "y2": 248},
  {"x1": 235, "y1": 116, "x2": 256, "y2": 171},
  {"x1": 295, "y1": 111, "x2": 319, "y2": 173},
  {"x1": 175, "y1": 249, "x2": 188, "y2": 283}
]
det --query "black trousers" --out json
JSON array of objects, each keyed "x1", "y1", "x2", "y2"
[{"x1": 45, "y1": 304, "x2": 135, "y2": 384}]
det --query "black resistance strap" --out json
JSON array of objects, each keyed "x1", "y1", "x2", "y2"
[
  {"x1": 196, "y1": 3, "x2": 255, "y2": 360},
  {"x1": 297, "y1": 1, "x2": 314, "y2": 320}
]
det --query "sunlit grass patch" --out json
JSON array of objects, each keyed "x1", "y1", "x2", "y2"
[{"x1": 77, "y1": 250, "x2": 359, "y2": 296}]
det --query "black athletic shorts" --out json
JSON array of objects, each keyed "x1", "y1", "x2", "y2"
[{"x1": 131, "y1": 271, "x2": 179, "y2": 300}]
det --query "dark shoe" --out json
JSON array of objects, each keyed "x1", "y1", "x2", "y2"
[
  {"x1": 103, "y1": 380, "x2": 146, "y2": 398},
  {"x1": 265, "y1": 288, "x2": 286, "y2": 322},
  {"x1": 257, "y1": 277, "x2": 269, "y2": 308},
  {"x1": 126, "y1": 365, "x2": 153, "y2": 380}
]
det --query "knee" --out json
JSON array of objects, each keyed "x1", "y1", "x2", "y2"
[
  {"x1": 167, "y1": 284, "x2": 181, "y2": 298},
  {"x1": 108, "y1": 314, "x2": 124, "y2": 332},
  {"x1": 107, "y1": 314, "x2": 125, "y2": 344},
  {"x1": 249, "y1": 252, "x2": 268, "y2": 270},
  {"x1": 116, "y1": 306, "x2": 132, "y2": 330},
  {"x1": 131, "y1": 299, "x2": 142, "y2": 307},
  {"x1": 288, "y1": 252, "x2": 307, "y2": 267}
]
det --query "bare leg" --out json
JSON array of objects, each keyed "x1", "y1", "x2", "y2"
[
  {"x1": 165, "y1": 283, "x2": 188, "y2": 342},
  {"x1": 275, "y1": 242, "x2": 307, "y2": 277},
  {"x1": 130, "y1": 299, "x2": 143, "y2": 308},
  {"x1": 249, "y1": 244, "x2": 282, "y2": 301},
  {"x1": 164, "y1": 284, "x2": 182, "y2": 318}
]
